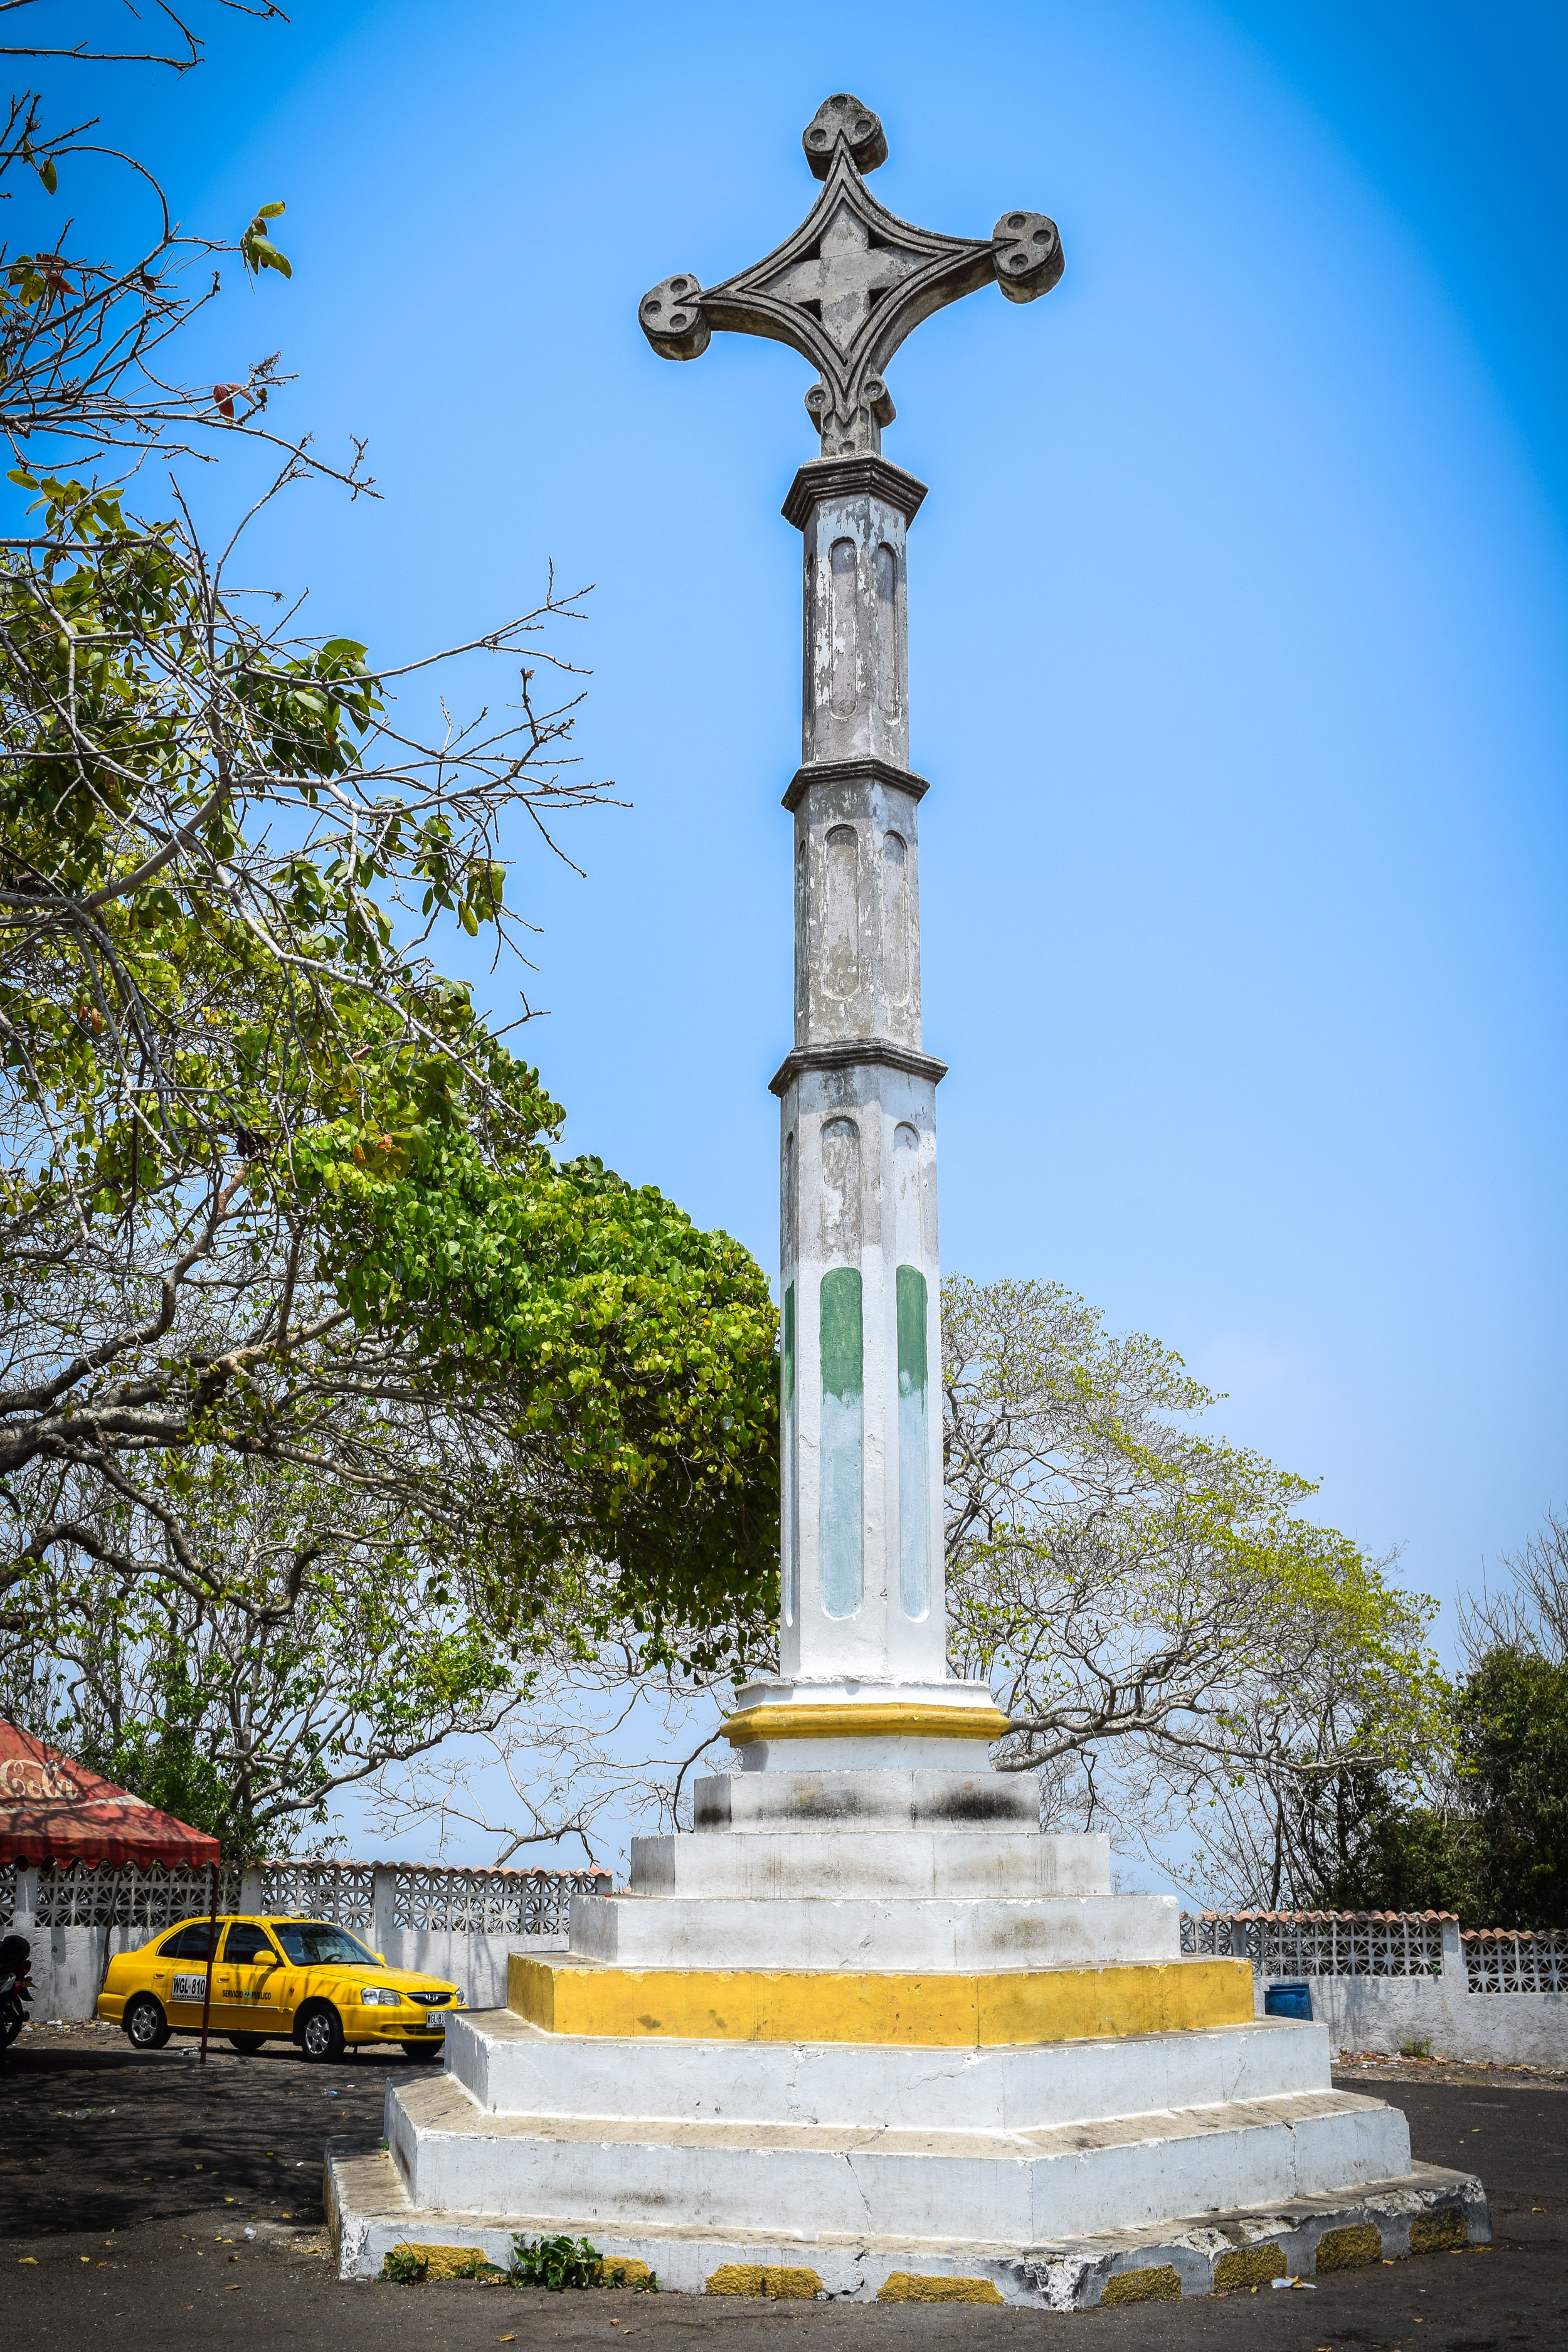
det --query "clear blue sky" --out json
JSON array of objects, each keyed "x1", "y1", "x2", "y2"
[{"x1": 40, "y1": 2, "x2": 1568, "y2": 1678}]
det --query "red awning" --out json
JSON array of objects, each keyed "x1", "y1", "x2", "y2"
[{"x1": 0, "y1": 1720, "x2": 220, "y2": 1868}]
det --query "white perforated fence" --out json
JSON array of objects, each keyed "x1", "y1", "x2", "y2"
[
  {"x1": 32, "y1": 1861, "x2": 244, "y2": 1930},
  {"x1": 253, "y1": 1860, "x2": 376, "y2": 1926},
  {"x1": 1464, "y1": 1930, "x2": 1568, "y2": 1994},
  {"x1": 17, "y1": 1857, "x2": 608, "y2": 1937},
  {"x1": 388, "y1": 1866, "x2": 600, "y2": 1936},
  {"x1": 5, "y1": 1857, "x2": 612, "y2": 2020},
  {"x1": 1180, "y1": 1909, "x2": 1567, "y2": 2067},
  {"x1": 1181, "y1": 1910, "x2": 1447, "y2": 1977}
]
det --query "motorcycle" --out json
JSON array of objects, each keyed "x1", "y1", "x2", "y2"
[{"x1": 0, "y1": 1931, "x2": 33, "y2": 2052}]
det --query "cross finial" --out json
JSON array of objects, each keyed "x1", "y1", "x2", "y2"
[{"x1": 638, "y1": 95, "x2": 1062, "y2": 456}]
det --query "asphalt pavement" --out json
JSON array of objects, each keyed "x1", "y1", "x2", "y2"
[{"x1": 1, "y1": 2022, "x2": 1564, "y2": 2350}]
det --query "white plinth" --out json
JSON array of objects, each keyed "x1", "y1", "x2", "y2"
[{"x1": 328, "y1": 1759, "x2": 1491, "y2": 2302}]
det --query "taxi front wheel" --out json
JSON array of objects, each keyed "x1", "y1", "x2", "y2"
[
  {"x1": 125, "y1": 1994, "x2": 171, "y2": 2050},
  {"x1": 296, "y1": 2001, "x2": 346, "y2": 2063}
]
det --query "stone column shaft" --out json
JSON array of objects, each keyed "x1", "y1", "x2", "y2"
[{"x1": 770, "y1": 455, "x2": 948, "y2": 1692}]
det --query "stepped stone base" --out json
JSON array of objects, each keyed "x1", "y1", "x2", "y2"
[
  {"x1": 383, "y1": 2064, "x2": 1415, "y2": 2242},
  {"x1": 326, "y1": 2137, "x2": 1488, "y2": 2304},
  {"x1": 358, "y1": 1758, "x2": 1488, "y2": 2307}
]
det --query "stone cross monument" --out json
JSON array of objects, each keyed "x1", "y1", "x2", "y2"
[
  {"x1": 640, "y1": 94, "x2": 1062, "y2": 1765},
  {"x1": 332, "y1": 100, "x2": 1483, "y2": 2307}
]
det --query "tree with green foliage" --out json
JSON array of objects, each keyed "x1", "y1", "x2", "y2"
[
  {"x1": 0, "y1": 3, "x2": 780, "y2": 1840},
  {"x1": 1206, "y1": 1512, "x2": 1568, "y2": 1923},
  {"x1": 3, "y1": 1447, "x2": 521, "y2": 1852},
  {"x1": 1451, "y1": 1510, "x2": 1568, "y2": 1926},
  {"x1": 942, "y1": 1277, "x2": 1449, "y2": 1895},
  {"x1": 1453, "y1": 1643, "x2": 1568, "y2": 1927}
]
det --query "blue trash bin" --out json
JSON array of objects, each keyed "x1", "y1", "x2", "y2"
[{"x1": 1264, "y1": 1981, "x2": 1312, "y2": 2020}]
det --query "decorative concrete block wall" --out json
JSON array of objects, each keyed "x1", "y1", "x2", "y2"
[
  {"x1": 1184, "y1": 1911, "x2": 1567, "y2": 2068},
  {"x1": 0, "y1": 1858, "x2": 607, "y2": 2025}
]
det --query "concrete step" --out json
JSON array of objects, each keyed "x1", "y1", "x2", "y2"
[
  {"x1": 630, "y1": 1826, "x2": 1110, "y2": 1900},
  {"x1": 327, "y1": 2136, "x2": 1488, "y2": 2304},
  {"x1": 382, "y1": 2070, "x2": 1415, "y2": 2246},
  {"x1": 509, "y1": 1950, "x2": 1253, "y2": 2045},
  {"x1": 569, "y1": 1892, "x2": 1177, "y2": 1971},
  {"x1": 693, "y1": 1766, "x2": 1049, "y2": 1833},
  {"x1": 447, "y1": 2008, "x2": 1336, "y2": 2129}
]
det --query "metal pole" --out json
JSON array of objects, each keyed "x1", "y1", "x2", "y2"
[{"x1": 198, "y1": 1854, "x2": 219, "y2": 2065}]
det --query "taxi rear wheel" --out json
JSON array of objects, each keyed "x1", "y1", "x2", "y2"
[
  {"x1": 125, "y1": 1994, "x2": 171, "y2": 2050},
  {"x1": 296, "y1": 2001, "x2": 345, "y2": 2063},
  {"x1": 228, "y1": 2033, "x2": 267, "y2": 2054}
]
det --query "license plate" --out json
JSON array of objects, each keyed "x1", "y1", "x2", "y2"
[
  {"x1": 171, "y1": 1974, "x2": 211, "y2": 2001},
  {"x1": 408, "y1": 2021, "x2": 443, "y2": 2033}
]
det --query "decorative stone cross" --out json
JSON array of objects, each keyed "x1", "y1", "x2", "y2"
[
  {"x1": 640, "y1": 98, "x2": 1063, "y2": 1768},
  {"x1": 639, "y1": 91, "x2": 1062, "y2": 456}
]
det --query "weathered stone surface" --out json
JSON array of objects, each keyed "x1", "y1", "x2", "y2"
[
  {"x1": 566, "y1": 1890, "x2": 1180, "y2": 1972},
  {"x1": 381, "y1": 2069, "x2": 1414, "y2": 2245},
  {"x1": 636, "y1": 103, "x2": 1059, "y2": 1740},
  {"x1": 364, "y1": 101, "x2": 1492, "y2": 2299},
  {"x1": 327, "y1": 2129, "x2": 1488, "y2": 2299},
  {"x1": 445, "y1": 2007, "x2": 1333, "y2": 2131},
  {"x1": 638, "y1": 96, "x2": 1061, "y2": 456},
  {"x1": 630, "y1": 1824, "x2": 1111, "y2": 1902},
  {"x1": 691, "y1": 1765, "x2": 1044, "y2": 1833}
]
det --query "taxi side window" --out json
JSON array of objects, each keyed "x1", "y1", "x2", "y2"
[
  {"x1": 159, "y1": 1925, "x2": 220, "y2": 1960},
  {"x1": 223, "y1": 1924, "x2": 278, "y2": 1964}
]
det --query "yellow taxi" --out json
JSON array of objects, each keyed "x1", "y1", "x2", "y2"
[{"x1": 97, "y1": 1914, "x2": 466, "y2": 2063}]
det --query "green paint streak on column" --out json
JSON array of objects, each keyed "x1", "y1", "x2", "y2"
[
  {"x1": 818, "y1": 1266, "x2": 864, "y2": 1619},
  {"x1": 781, "y1": 1283, "x2": 797, "y2": 1626},
  {"x1": 896, "y1": 1264, "x2": 930, "y2": 1621}
]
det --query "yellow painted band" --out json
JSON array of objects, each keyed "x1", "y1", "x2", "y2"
[
  {"x1": 507, "y1": 1954, "x2": 1254, "y2": 2046},
  {"x1": 723, "y1": 1701, "x2": 1010, "y2": 1745}
]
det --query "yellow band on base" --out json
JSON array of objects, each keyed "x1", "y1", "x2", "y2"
[
  {"x1": 723, "y1": 1700, "x2": 1011, "y2": 1746},
  {"x1": 507, "y1": 1954, "x2": 1254, "y2": 2046}
]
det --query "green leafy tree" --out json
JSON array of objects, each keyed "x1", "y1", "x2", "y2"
[
  {"x1": 1272, "y1": 1650, "x2": 1568, "y2": 1927},
  {"x1": 942, "y1": 1277, "x2": 1449, "y2": 1891},
  {"x1": 1456, "y1": 1643, "x2": 1568, "y2": 1928},
  {"x1": 2, "y1": 1450, "x2": 521, "y2": 1851},
  {"x1": 1254, "y1": 1767, "x2": 1481, "y2": 1916},
  {"x1": 0, "y1": 4, "x2": 780, "y2": 1832},
  {"x1": 1453, "y1": 1512, "x2": 1568, "y2": 1926},
  {"x1": 0, "y1": 536, "x2": 778, "y2": 1688},
  {"x1": 1286, "y1": 1513, "x2": 1568, "y2": 1924}
]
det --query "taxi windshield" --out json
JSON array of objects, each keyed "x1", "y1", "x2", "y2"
[{"x1": 272, "y1": 1922, "x2": 377, "y2": 1967}]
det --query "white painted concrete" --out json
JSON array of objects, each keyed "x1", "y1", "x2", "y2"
[
  {"x1": 776, "y1": 464, "x2": 948, "y2": 1693},
  {"x1": 568, "y1": 1892, "x2": 1179, "y2": 1971},
  {"x1": 1254, "y1": 1928, "x2": 1568, "y2": 2067},
  {"x1": 692, "y1": 1766, "x2": 1042, "y2": 1831},
  {"x1": 329, "y1": 2137, "x2": 1488, "y2": 2300},
  {"x1": 383, "y1": 2070, "x2": 1414, "y2": 2246},
  {"x1": 445, "y1": 2008, "x2": 1335, "y2": 2129},
  {"x1": 629, "y1": 1827, "x2": 1111, "y2": 1900}
]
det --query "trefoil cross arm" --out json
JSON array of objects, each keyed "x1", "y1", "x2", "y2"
[{"x1": 638, "y1": 93, "x2": 1064, "y2": 456}]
